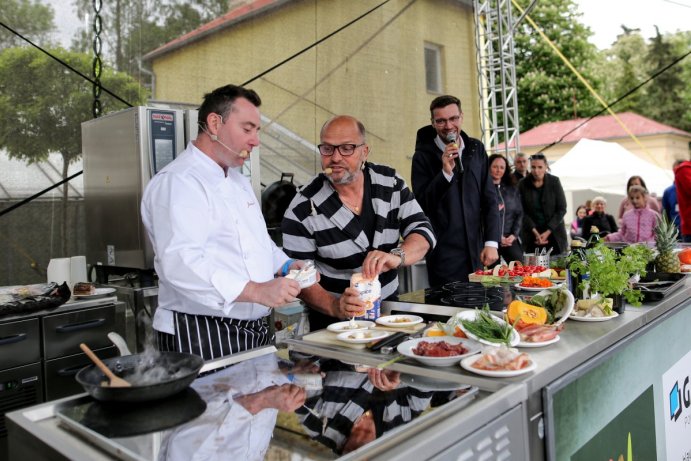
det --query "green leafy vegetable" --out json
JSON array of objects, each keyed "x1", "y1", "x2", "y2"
[{"x1": 459, "y1": 305, "x2": 514, "y2": 346}]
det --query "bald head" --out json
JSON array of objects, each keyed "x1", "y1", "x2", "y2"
[{"x1": 320, "y1": 115, "x2": 367, "y2": 143}]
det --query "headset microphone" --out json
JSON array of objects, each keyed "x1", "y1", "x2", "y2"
[{"x1": 205, "y1": 129, "x2": 249, "y2": 159}]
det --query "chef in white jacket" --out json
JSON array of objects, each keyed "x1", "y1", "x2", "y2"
[{"x1": 142, "y1": 84, "x2": 304, "y2": 359}]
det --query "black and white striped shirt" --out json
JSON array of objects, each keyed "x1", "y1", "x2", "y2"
[{"x1": 281, "y1": 163, "x2": 435, "y2": 309}]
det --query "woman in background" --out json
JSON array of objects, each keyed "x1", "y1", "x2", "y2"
[
  {"x1": 570, "y1": 205, "x2": 587, "y2": 239},
  {"x1": 618, "y1": 176, "x2": 661, "y2": 219},
  {"x1": 518, "y1": 154, "x2": 567, "y2": 254},
  {"x1": 489, "y1": 154, "x2": 523, "y2": 263},
  {"x1": 582, "y1": 197, "x2": 618, "y2": 242}
]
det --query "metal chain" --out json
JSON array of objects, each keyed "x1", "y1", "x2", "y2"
[{"x1": 92, "y1": 0, "x2": 103, "y2": 117}]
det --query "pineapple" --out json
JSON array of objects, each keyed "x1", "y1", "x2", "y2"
[{"x1": 654, "y1": 213, "x2": 680, "y2": 273}]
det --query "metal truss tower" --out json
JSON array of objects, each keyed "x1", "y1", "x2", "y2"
[{"x1": 473, "y1": 0, "x2": 520, "y2": 159}]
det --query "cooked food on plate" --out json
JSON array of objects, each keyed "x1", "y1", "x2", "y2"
[
  {"x1": 392, "y1": 316, "x2": 412, "y2": 323},
  {"x1": 73, "y1": 282, "x2": 96, "y2": 296},
  {"x1": 412, "y1": 340, "x2": 469, "y2": 357},
  {"x1": 347, "y1": 331, "x2": 375, "y2": 340},
  {"x1": 471, "y1": 347, "x2": 532, "y2": 371}
]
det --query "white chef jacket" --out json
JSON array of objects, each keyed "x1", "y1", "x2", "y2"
[
  {"x1": 142, "y1": 142, "x2": 289, "y2": 334},
  {"x1": 157, "y1": 353, "x2": 286, "y2": 461}
]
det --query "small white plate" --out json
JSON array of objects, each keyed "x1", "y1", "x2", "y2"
[
  {"x1": 73, "y1": 287, "x2": 116, "y2": 299},
  {"x1": 513, "y1": 283, "x2": 560, "y2": 292},
  {"x1": 569, "y1": 311, "x2": 620, "y2": 322},
  {"x1": 336, "y1": 330, "x2": 390, "y2": 344},
  {"x1": 460, "y1": 355, "x2": 537, "y2": 377},
  {"x1": 375, "y1": 315, "x2": 424, "y2": 327},
  {"x1": 517, "y1": 335, "x2": 560, "y2": 348},
  {"x1": 397, "y1": 337, "x2": 481, "y2": 367},
  {"x1": 454, "y1": 310, "x2": 520, "y2": 347},
  {"x1": 327, "y1": 320, "x2": 375, "y2": 333}
]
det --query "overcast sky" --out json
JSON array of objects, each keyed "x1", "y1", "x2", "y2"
[{"x1": 48, "y1": 0, "x2": 691, "y2": 50}]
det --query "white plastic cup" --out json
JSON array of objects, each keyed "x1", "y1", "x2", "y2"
[
  {"x1": 47, "y1": 258, "x2": 71, "y2": 285},
  {"x1": 70, "y1": 256, "x2": 88, "y2": 286}
]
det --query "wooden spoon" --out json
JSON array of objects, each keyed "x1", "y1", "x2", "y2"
[{"x1": 80, "y1": 343, "x2": 131, "y2": 388}]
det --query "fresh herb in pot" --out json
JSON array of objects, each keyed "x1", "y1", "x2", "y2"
[{"x1": 566, "y1": 242, "x2": 653, "y2": 306}]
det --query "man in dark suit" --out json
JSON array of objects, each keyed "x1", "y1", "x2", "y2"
[
  {"x1": 512, "y1": 152, "x2": 529, "y2": 181},
  {"x1": 411, "y1": 95, "x2": 501, "y2": 286}
]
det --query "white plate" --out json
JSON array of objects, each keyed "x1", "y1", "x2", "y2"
[
  {"x1": 513, "y1": 283, "x2": 561, "y2": 292},
  {"x1": 397, "y1": 337, "x2": 482, "y2": 367},
  {"x1": 522, "y1": 288, "x2": 574, "y2": 326},
  {"x1": 327, "y1": 320, "x2": 375, "y2": 333},
  {"x1": 336, "y1": 330, "x2": 390, "y2": 344},
  {"x1": 454, "y1": 310, "x2": 520, "y2": 347},
  {"x1": 517, "y1": 335, "x2": 560, "y2": 348},
  {"x1": 460, "y1": 355, "x2": 537, "y2": 377},
  {"x1": 73, "y1": 287, "x2": 116, "y2": 299},
  {"x1": 375, "y1": 315, "x2": 424, "y2": 327},
  {"x1": 569, "y1": 311, "x2": 620, "y2": 322}
]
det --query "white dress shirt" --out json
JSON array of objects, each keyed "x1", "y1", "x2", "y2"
[{"x1": 142, "y1": 142, "x2": 289, "y2": 333}]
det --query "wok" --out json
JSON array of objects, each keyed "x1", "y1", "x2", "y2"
[{"x1": 75, "y1": 351, "x2": 204, "y2": 403}]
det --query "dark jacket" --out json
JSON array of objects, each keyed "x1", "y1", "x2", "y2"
[
  {"x1": 497, "y1": 183, "x2": 522, "y2": 238},
  {"x1": 581, "y1": 212, "x2": 618, "y2": 242},
  {"x1": 412, "y1": 126, "x2": 501, "y2": 284},
  {"x1": 518, "y1": 173, "x2": 567, "y2": 253}
]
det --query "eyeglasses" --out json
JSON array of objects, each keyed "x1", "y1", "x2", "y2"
[
  {"x1": 530, "y1": 153, "x2": 546, "y2": 160},
  {"x1": 432, "y1": 115, "x2": 461, "y2": 127},
  {"x1": 318, "y1": 143, "x2": 364, "y2": 156}
]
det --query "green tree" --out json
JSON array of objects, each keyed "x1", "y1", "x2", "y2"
[
  {"x1": 72, "y1": 0, "x2": 228, "y2": 76},
  {"x1": 596, "y1": 28, "x2": 648, "y2": 113},
  {"x1": 0, "y1": 47, "x2": 146, "y2": 254},
  {"x1": 642, "y1": 28, "x2": 689, "y2": 132},
  {"x1": 0, "y1": 0, "x2": 55, "y2": 49},
  {"x1": 513, "y1": 0, "x2": 601, "y2": 131}
]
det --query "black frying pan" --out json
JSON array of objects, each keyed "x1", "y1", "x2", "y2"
[{"x1": 75, "y1": 351, "x2": 204, "y2": 403}]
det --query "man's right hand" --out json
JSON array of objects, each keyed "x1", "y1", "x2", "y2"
[
  {"x1": 241, "y1": 278, "x2": 300, "y2": 308},
  {"x1": 442, "y1": 142, "x2": 459, "y2": 176}
]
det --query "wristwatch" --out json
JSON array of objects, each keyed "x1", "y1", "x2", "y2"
[{"x1": 390, "y1": 247, "x2": 405, "y2": 268}]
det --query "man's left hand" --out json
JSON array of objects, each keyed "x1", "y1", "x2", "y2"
[
  {"x1": 362, "y1": 250, "x2": 400, "y2": 279},
  {"x1": 480, "y1": 246, "x2": 499, "y2": 267},
  {"x1": 367, "y1": 368, "x2": 400, "y2": 391}
]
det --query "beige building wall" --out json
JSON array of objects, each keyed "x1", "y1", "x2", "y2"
[{"x1": 150, "y1": 0, "x2": 480, "y2": 185}]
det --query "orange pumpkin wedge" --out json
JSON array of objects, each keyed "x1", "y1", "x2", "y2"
[{"x1": 507, "y1": 300, "x2": 548, "y2": 325}]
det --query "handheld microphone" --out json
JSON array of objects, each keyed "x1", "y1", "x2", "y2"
[
  {"x1": 445, "y1": 132, "x2": 463, "y2": 173},
  {"x1": 445, "y1": 132, "x2": 458, "y2": 148},
  {"x1": 205, "y1": 129, "x2": 249, "y2": 159}
]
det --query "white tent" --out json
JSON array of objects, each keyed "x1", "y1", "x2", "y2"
[
  {"x1": 550, "y1": 138, "x2": 673, "y2": 196},
  {"x1": 549, "y1": 139, "x2": 674, "y2": 227}
]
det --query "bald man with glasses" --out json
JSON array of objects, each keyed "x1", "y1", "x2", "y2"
[
  {"x1": 411, "y1": 95, "x2": 501, "y2": 286},
  {"x1": 281, "y1": 115, "x2": 435, "y2": 330}
]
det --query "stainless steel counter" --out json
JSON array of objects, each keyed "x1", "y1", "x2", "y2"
[{"x1": 7, "y1": 278, "x2": 691, "y2": 460}]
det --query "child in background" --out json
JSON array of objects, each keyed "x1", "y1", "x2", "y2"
[
  {"x1": 605, "y1": 185, "x2": 659, "y2": 244},
  {"x1": 570, "y1": 205, "x2": 587, "y2": 239}
]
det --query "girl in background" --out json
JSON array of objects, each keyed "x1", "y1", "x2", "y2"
[{"x1": 606, "y1": 185, "x2": 659, "y2": 244}]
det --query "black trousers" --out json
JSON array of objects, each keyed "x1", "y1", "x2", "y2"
[{"x1": 157, "y1": 311, "x2": 273, "y2": 361}]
